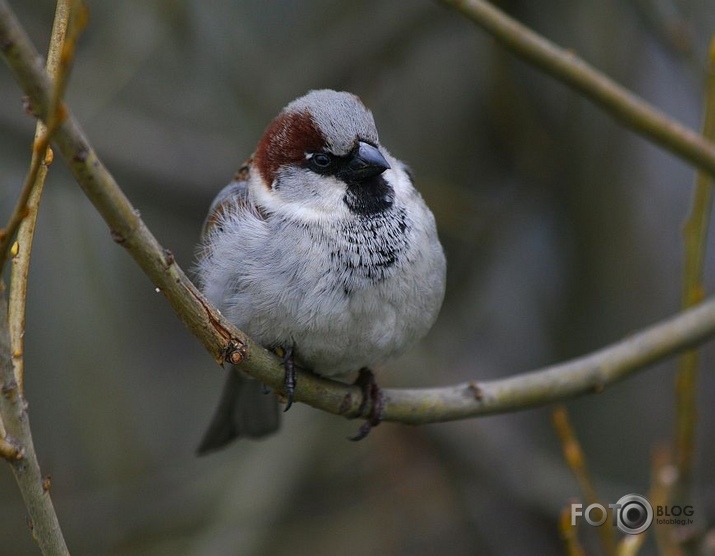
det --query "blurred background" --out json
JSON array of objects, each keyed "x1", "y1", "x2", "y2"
[{"x1": 1, "y1": 0, "x2": 715, "y2": 554}]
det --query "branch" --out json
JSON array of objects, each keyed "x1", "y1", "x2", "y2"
[
  {"x1": 438, "y1": 0, "x2": 715, "y2": 178},
  {"x1": 0, "y1": 2, "x2": 82, "y2": 278},
  {"x1": 0, "y1": 285, "x2": 69, "y2": 555},
  {"x1": 8, "y1": 0, "x2": 77, "y2": 399},
  {"x1": 3, "y1": 0, "x2": 715, "y2": 429},
  {"x1": 552, "y1": 407, "x2": 615, "y2": 555},
  {"x1": 385, "y1": 296, "x2": 715, "y2": 423},
  {"x1": 673, "y1": 36, "x2": 715, "y2": 508},
  {"x1": 558, "y1": 503, "x2": 586, "y2": 556},
  {"x1": 0, "y1": 2, "x2": 80, "y2": 554}
]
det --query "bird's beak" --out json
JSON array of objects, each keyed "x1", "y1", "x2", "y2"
[{"x1": 341, "y1": 141, "x2": 391, "y2": 181}]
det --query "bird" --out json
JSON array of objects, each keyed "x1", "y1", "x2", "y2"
[{"x1": 195, "y1": 89, "x2": 446, "y2": 454}]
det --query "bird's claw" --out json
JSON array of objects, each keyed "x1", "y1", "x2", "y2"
[
  {"x1": 349, "y1": 368, "x2": 384, "y2": 441},
  {"x1": 281, "y1": 346, "x2": 296, "y2": 412}
]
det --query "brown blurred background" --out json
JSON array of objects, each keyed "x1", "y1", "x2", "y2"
[{"x1": 1, "y1": 1, "x2": 715, "y2": 554}]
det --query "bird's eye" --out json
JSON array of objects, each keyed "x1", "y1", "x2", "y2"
[{"x1": 308, "y1": 152, "x2": 334, "y2": 173}]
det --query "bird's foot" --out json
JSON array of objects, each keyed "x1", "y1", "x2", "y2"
[
  {"x1": 276, "y1": 345, "x2": 296, "y2": 412},
  {"x1": 350, "y1": 368, "x2": 384, "y2": 441}
]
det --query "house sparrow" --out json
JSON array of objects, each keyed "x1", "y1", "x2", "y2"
[{"x1": 195, "y1": 89, "x2": 446, "y2": 454}]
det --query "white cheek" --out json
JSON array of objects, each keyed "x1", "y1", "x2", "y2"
[
  {"x1": 381, "y1": 152, "x2": 415, "y2": 196},
  {"x1": 250, "y1": 170, "x2": 352, "y2": 223}
]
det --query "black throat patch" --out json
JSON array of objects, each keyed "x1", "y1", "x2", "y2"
[{"x1": 343, "y1": 175, "x2": 395, "y2": 216}]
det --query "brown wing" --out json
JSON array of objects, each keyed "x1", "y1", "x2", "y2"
[{"x1": 201, "y1": 160, "x2": 258, "y2": 239}]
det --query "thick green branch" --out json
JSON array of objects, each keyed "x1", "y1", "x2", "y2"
[
  {"x1": 2, "y1": 0, "x2": 715, "y2": 431},
  {"x1": 439, "y1": 0, "x2": 715, "y2": 178}
]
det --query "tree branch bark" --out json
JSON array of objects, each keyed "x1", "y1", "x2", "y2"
[
  {"x1": 0, "y1": 286, "x2": 69, "y2": 556},
  {"x1": 438, "y1": 0, "x2": 715, "y2": 178}
]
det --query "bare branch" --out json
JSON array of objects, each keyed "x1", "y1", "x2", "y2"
[
  {"x1": 438, "y1": 0, "x2": 715, "y2": 178},
  {"x1": 0, "y1": 3, "x2": 84, "y2": 277},
  {"x1": 0, "y1": 284, "x2": 69, "y2": 555},
  {"x1": 383, "y1": 296, "x2": 715, "y2": 423},
  {"x1": 0, "y1": 2, "x2": 82, "y2": 553},
  {"x1": 673, "y1": 36, "x2": 715, "y2": 508},
  {"x1": 552, "y1": 407, "x2": 616, "y2": 555}
]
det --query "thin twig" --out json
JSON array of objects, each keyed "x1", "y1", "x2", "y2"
[
  {"x1": 0, "y1": 2, "x2": 81, "y2": 554},
  {"x1": 559, "y1": 501, "x2": 586, "y2": 556},
  {"x1": 6, "y1": 149, "x2": 53, "y2": 396},
  {"x1": 552, "y1": 406, "x2": 616, "y2": 555},
  {"x1": 0, "y1": 162, "x2": 40, "y2": 277},
  {"x1": 617, "y1": 534, "x2": 647, "y2": 556},
  {"x1": 438, "y1": 0, "x2": 715, "y2": 178},
  {"x1": 648, "y1": 445, "x2": 681, "y2": 556},
  {"x1": 8, "y1": 0, "x2": 75, "y2": 399},
  {"x1": 0, "y1": 1, "x2": 84, "y2": 277},
  {"x1": 673, "y1": 36, "x2": 715, "y2": 510},
  {"x1": 3, "y1": 0, "x2": 715, "y2": 427}
]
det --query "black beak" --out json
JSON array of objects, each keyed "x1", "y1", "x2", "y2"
[{"x1": 340, "y1": 141, "x2": 391, "y2": 182}]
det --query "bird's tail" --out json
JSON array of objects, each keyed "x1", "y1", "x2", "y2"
[{"x1": 196, "y1": 369, "x2": 280, "y2": 455}]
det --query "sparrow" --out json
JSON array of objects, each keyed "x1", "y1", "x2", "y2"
[{"x1": 195, "y1": 89, "x2": 446, "y2": 454}]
